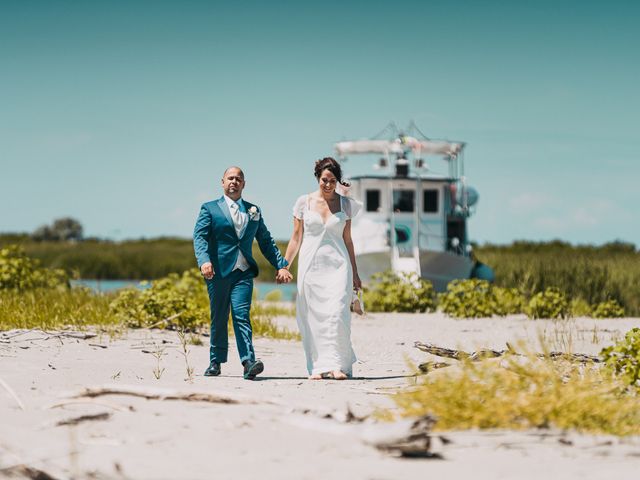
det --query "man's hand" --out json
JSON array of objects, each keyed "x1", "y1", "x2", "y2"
[
  {"x1": 276, "y1": 268, "x2": 293, "y2": 284},
  {"x1": 200, "y1": 262, "x2": 214, "y2": 280}
]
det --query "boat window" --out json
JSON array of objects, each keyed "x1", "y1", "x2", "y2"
[
  {"x1": 393, "y1": 190, "x2": 414, "y2": 212},
  {"x1": 366, "y1": 189, "x2": 381, "y2": 212},
  {"x1": 423, "y1": 189, "x2": 439, "y2": 213}
]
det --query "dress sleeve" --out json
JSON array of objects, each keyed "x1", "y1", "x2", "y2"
[
  {"x1": 292, "y1": 194, "x2": 307, "y2": 219},
  {"x1": 344, "y1": 196, "x2": 363, "y2": 219}
]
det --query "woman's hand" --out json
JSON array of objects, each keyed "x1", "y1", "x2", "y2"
[
  {"x1": 276, "y1": 268, "x2": 293, "y2": 284},
  {"x1": 353, "y1": 272, "x2": 362, "y2": 291}
]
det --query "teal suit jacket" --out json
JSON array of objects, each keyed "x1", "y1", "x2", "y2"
[{"x1": 193, "y1": 197, "x2": 287, "y2": 278}]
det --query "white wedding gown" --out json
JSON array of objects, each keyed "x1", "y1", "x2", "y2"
[{"x1": 293, "y1": 194, "x2": 360, "y2": 376}]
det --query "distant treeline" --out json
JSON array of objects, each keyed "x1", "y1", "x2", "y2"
[{"x1": 1, "y1": 235, "x2": 638, "y2": 314}]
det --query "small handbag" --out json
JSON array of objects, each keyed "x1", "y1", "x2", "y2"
[{"x1": 351, "y1": 289, "x2": 365, "y2": 316}]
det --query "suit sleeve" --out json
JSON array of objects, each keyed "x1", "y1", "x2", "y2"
[
  {"x1": 255, "y1": 214, "x2": 288, "y2": 270},
  {"x1": 193, "y1": 204, "x2": 212, "y2": 267}
]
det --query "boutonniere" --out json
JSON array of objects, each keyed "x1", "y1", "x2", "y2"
[{"x1": 248, "y1": 206, "x2": 260, "y2": 221}]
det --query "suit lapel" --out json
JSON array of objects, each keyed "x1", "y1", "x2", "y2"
[
  {"x1": 241, "y1": 201, "x2": 257, "y2": 239},
  {"x1": 217, "y1": 197, "x2": 238, "y2": 239}
]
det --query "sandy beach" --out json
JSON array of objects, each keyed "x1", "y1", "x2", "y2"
[{"x1": 2, "y1": 312, "x2": 640, "y2": 480}]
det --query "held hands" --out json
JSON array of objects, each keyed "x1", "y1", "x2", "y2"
[
  {"x1": 276, "y1": 268, "x2": 293, "y2": 284},
  {"x1": 200, "y1": 262, "x2": 214, "y2": 280}
]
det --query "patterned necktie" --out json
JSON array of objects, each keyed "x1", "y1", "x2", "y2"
[{"x1": 230, "y1": 201, "x2": 247, "y2": 237}]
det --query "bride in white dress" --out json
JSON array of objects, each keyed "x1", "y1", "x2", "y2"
[{"x1": 282, "y1": 157, "x2": 362, "y2": 380}]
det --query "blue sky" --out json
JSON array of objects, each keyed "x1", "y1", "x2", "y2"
[{"x1": 1, "y1": 0, "x2": 638, "y2": 245}]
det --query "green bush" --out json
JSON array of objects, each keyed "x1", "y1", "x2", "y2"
[
  {"x1": 364, "y1": 271, "x2": 435, "y2": 313},
  {"x1": 526, "y1": 287, "x2": 569, "y2": 319},
  {"x1": 110, "y1": 269, "x2": 209, "y2": 330},
  {"x1": 438, "y1": 279, "x2": 493, "y2": 318},
  {"x1": 110, "y1": 268, "x2": 298, "y2": 339},
  {"x1": 592, "y1": 299, "x2": 625, "y2": 318},
  {"x1": 570, "y1": 298, "x2": 592, "y2": 317},
  {"x1": 0, "y1": 245, "x2": 68, "y2": 290},
  {"x1": 601, "y1": 328, "x2": 640, "y2": 390},
  {"x1": 492, "y1": 287, "x2": 526, "y2": 316}
]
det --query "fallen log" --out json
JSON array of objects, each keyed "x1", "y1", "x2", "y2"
[{"x1": 414, "y1": 341, "x2": 601, "y2": 363}]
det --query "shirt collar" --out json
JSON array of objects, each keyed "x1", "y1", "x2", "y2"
[{"x1": 223, "y1": 195, "x2": 244, "y2": 210}]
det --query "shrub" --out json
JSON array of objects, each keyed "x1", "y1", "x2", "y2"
[
  {"x1": 526, "y1": 287, "x2": 569, "y2": 319},
  {"x1": 438, "y1": 279, "x2": 497, "y2": 318},
  {"x1": 0, "y1": 245, "x2": 68, "y2": 290},
  {"x1": 492, "y1": 287, "x2": 526, "y2": 316},
  {"x1": 592, "y1": 299, "x2": 625, "y2": 318},
  {"x1": 363, "y1": 271, "x2": 435, "y2": 313},
  {"x1": 570, "y1": 298, "x2": 592, "y2": 317},
  {"x1": 110, "y1": 268, "x2": 298, "y2": 339},
  {"x1": 601, "y1": 328, "x2": 640, "y2": 390},
  {"x1": 110, "y1": 269, "x2": 209, "y2": 330}
]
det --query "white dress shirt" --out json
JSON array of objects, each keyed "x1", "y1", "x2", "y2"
[{"x1": 224, "y1": 195, "x2": 250, "y2": 272}]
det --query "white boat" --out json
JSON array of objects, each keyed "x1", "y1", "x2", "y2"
[{"x1": 335, "y1": 122, "x2": 493, "y2": 291}]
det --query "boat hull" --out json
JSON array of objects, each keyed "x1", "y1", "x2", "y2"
[{"x1": 356, "y1": 250, "x2": 473, "y2": 292}]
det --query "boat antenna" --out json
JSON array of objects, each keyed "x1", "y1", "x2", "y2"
[
  {"x1": 407, "y1": 120, "x2": 432, "y2": 141},
  {"x1": 371, "y1": 121, "x2": 399, "y2": 140}
]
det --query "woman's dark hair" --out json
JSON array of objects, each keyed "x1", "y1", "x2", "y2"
[{"x1": 314, "y1": 157, "x2": 350, "y2": 187}]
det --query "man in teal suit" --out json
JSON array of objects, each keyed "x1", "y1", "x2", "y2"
[{"x1": 194, "y1": 167, "x2": 292, "y2": 380}]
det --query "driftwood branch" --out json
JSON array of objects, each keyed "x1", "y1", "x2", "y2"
[
  {"x1": 414, "y1": 341, "x2": 601, "y2": 364},
  {"x1": 43, "y1": 331, "x2": 97, "y2": 341},
  {"x1": 70, "y1": 384, "x2": 266, "y2": 405},
  {"x1": 48, "y1": 398, "x2": 133, "y2": 412},
  {"x1": 55, "y1": 412, "x2": 112, "y2": 427}
]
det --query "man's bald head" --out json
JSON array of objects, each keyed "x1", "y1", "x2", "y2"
[
  {"x1": 223, "y1": 166, "x2": 244, "y2": 180},
  {"x1": 221, "y1": 166, "x2": 245, "y2": 200}
]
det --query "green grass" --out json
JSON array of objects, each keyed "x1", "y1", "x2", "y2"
[
  {"x1": 0, "y1": 287, "x2": 117, "y2": 331},
  {"x1": 476, "y1": 241, "x2": 640, "y2": 316},
  {"x1": 0, "y1": 287, "x2": 299, "y2": 341},
  {"x1": 390, "y1": 355, "x2": 640, "y2": 436}
]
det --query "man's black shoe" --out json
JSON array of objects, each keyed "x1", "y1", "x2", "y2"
[
  {"x1": 204, "y1": 361, "x2": 221, "y2": 377},
  {"x1": 243, "y1": 359, "x2": 264, "y2": 380}
]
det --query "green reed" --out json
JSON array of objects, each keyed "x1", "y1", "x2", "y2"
[{"x1": 476, "y1": 241, "x2": 640, "y2": 316}]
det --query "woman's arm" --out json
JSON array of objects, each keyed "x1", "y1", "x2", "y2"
[
  {"x1": 342, "y1": 219, "x2": 362, "y2": 290},
  {"x1": 283, "y1": 217, "x2": 304, "y2": 268}
]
